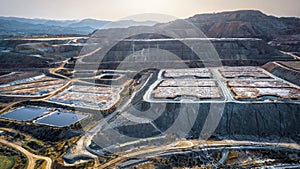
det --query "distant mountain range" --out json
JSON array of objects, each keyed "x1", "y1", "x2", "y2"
[
  {"x1": 95, "y1": 10, "x2": 299, "y2": 41},
  {"x1": 1, "y1": 10, "x2": 300, "y2": 40},
  {"x1": 0, "y1": 17, "x2": 158, "y2": 37}
]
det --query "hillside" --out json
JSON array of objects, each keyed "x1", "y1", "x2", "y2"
[
  {"x1": 1, "y1": 10, "x2": 299, "y2": 40},
  {"x1": 0, "y1": 17, "x2": 158, "y2": 37},
  {"x1": 185, "y1": 10, "x2": 300, "y2": 41}
]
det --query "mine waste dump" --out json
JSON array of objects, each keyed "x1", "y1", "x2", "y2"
[
  {"x1": 88, "y1": 66, "x2": 299, "y2": 168},
  {"x1": 82, "y1": 37, "x2": 294, "y2": 69},
  {"x1": 74, "y1": 35, "x2": 300, "y2": 168}
]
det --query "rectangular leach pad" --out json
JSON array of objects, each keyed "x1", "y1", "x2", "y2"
[
  {"x1": 218, "y1": 66, "x2": 271, "y2": 79},
  {"x1": 71, "y1": 85, "x2": 120, "y2": 94},
  {"x1": 227, "y1": 80, "x2": 292, "y2": 88},
  {"x1": 50, "y1": 91, "x2": 114, "y2": 105},
  {"x1": 49, "y1": 85, "x2": 121, "y2": 108},
  {"x1": 219, "y1": 71, "x2": 270, "y2": 79},
  {"x1": 0, "y1": 76, "x2": 66, "y2": 95},
  {"x1": 159, "y1": 80, "x2": 217, "y2": 87},
  {"x1": 219, "y1": 66, "x2": 260, "y2": 72},
  {"x1": 163, "y1": 68, "x2": 212, "y2": 78},
  {"x1": 0, "y1": 72, "x2": 42, "y2": 85},
  {"x1": 231, "y1": 87, "x2": 300, "y2": 100},
  {"x1": 152, "y1": 86, "x2": 222, "y2": 99}
]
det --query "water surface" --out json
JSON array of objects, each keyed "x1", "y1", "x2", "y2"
[{"x1": 0, "y1": 106, "x2": 49, "y2": 121}]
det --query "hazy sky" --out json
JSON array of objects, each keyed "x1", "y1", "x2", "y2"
[{"x1": 0, "y1": 0, "x2": 299, "y2": 20}]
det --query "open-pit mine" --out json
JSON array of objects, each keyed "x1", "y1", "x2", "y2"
[{"x1": 0, "y1": 9, "x2": 300, "y2": 169}]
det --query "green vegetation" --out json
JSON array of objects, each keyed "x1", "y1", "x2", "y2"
[
  {"x1": 23, "y1": 139, "x2": 44, "y2": 154},
  {"x1": 0, "y1": 155, "x2": 16, "y2": 169},
  {"x1": 0, "y1": 143, "x2": 27, "y2": 169}
]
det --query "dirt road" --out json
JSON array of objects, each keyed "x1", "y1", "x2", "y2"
[
  {"x1": 96, "y1": 139, "x2": 300, "y2": 168},
  {"x1": 0, "y1": 139, "x2": 52, "y2": 169}
]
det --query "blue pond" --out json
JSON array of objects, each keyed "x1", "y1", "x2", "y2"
[
  {"x1": 35, "y1": 111, "x2": 87, "y2": 127},
  {"x1": 0, "y1": 106, "x2": 49, "y2": 121}
]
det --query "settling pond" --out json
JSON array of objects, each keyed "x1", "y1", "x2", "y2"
[
  {"x1": 0, "y1": 106, "x2": 49, "y2": 121},
  {"x1": 34, "y1": 111, "x2": 87, "y2": 127}
]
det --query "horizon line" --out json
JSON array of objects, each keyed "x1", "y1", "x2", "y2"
[{"x1": 0, "y1": 9, "x2": 299, "y2": 22}]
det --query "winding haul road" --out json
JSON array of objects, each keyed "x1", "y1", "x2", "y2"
[
  {"x1": 0, "y1": 139, "x2": 52, "y2": 169},
  {"x1": 96, "y1": 140, "x2": 300, "y2": 168}
]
